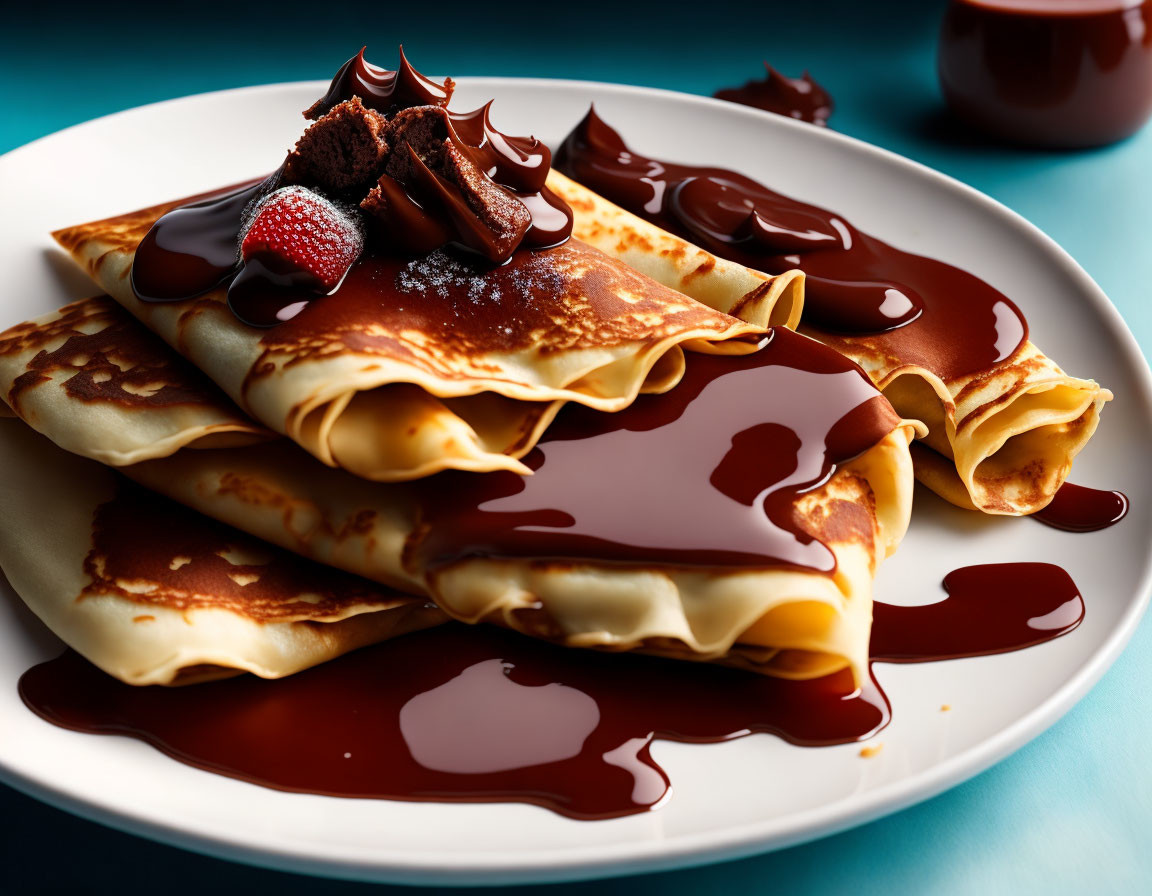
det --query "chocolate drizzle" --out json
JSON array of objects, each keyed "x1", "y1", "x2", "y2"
[
  {"x1": 130, "y1": 176, "x2": 275, "y2": 304},
  {"x1": 368, "y1": 104, "x2": 572, "y2": 262},
  {"x1": 18, "y1": 560, "x2": 1084, "y2": 820},
  {"x1": 714, "y1": 64, "x2": 834, "y2": 126},
  {"x1": 414, "y1": 328, "x2": 901, "y2": 575},
  {"x1": 305, "y1": 46, "x2": 453, "y2": 120},
  {"x1": 1034, "y1": 482, "x2": 1129, "y2": 532},
  {"x1": 18, "y1": 627, "x2": 886, "y2": 820},
  {"x1": 554, "y1": 109, "x2": 1029, "y2": 380}
]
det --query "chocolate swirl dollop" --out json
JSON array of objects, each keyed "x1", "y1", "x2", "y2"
[{"x1": 305, "y1": 46, "x2": 454, "y2": 119}]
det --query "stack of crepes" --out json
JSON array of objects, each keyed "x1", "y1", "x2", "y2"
[
  {"x1": 0, "y1": 51, "x2": 921, "y2": 691},
  {"x1": 547, "y1": 111, "x2": 1111, "y2": 517}
]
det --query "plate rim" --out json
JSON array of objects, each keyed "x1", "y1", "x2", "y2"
[{"x1": 1, "y1": 77, "x2": 1150, "y2": 886}]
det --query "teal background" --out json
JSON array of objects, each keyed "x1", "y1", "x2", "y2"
[{"x1": 3, "y1": 1, "x2": 1151, "y2": 892}]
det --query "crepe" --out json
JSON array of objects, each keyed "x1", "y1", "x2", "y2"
[
  {"x1": 1, "y1": 293, "x2": 918, "y2": 683},
  {"x1": 549, "y1": 169, "x2": 1111, "y2": 516},
  {"x1": 52, "y1": 193, "x2": 801, "y2": 482},
  {"x1": 0, "y1": 416, "x2": 445, "y2": 686},
  {"x1": 0, "y1": 295, "x2": 272, "y2": 466},
  {"x1": 124, "y1": 434, "x2": 914, "y2": 683}
]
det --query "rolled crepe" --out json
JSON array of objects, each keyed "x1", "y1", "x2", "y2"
[
  {"x1": 53, "y1": 194, "x2": 801, "y2": 481},
  {"x1": 549, "y1": 169, "x2": 1111, "y2": 516},
  {"x1": 0, "y1": 416, "x2": 445, "y2": 686}
]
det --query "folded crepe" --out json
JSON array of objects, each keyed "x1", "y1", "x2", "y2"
[
  {"x1": 0, "y1": 298, "x2": 918, "y2": 683},
  {"x1": 0, "y1": 295, "x2": 272, "y2": 465},
  {"x1": 0, "y1": 416, "x2": 445, "y2": 686},
  {"x1": 548, "y1": 168, "x2": 1110, "y2": 517},
  {"x1": 52, "y1": 193, "x2": 801, "y2": 481}
]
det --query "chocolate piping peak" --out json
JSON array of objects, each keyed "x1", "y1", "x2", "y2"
[
  {"x1": 305, "y1": 46, "x2": 454, "y2": 120},
  {"x1": 450, "y1": 102, "x2": 551, "y2": 193}
]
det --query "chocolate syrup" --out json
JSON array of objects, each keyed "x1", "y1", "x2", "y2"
[
  {"x1": 130, "y1": 176, "x2": 274, "y2": 304},
  {"x1": 714, "y1": 64, "x2": 834, "y2": 126},
  {"x1": 365, "y1": 105, "x2": 572, "y2": 265},
  {"x1": 18, "y1": 626, "x2": 884, "y2": 820},
  {"x1": 872, "y1": 563, "x2": 1083, "y2": 661},
  {"x1": 18, "y1": 561, "x2": 1083, "y2": 820},
  {"x1": 447, "y1": 102, "x2": 574, "y2": 247},
  {"x1": 1034, "y1": 482, "x2": 1129, "y2": 532},
  {"x1": 554, "y1": 110, "x2": 1029, "y2": 381},
  {"x1": 416, "y1": 328, "x2": 901, "y2": 575},
  {"x1": 939, "y1": 0, "x2": 1152, "y2": 148}
]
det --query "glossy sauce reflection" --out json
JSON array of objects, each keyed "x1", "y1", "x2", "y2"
[
  {"x1": 713, "y1": 64, "x2": 835, "y2": 126},
  {"x1": 20, "y1": 561, "x2": 1083, "y2": 820},
  {"x1": 417, "y1": 328, "x2": 900, "y2": 574},
  {"x1": 1034, "y1": 482, "x2": 1129, "y2": 532}
]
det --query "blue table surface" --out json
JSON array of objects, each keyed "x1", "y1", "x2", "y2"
[{"x1": 3, "y1": 1, "x2": 1151, "y2": 892}]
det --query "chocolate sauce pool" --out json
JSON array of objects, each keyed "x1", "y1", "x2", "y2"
[
  {"x1": 1035, "y1": 482, "x2": 1130, "y2": 532},
  {"x1": 554, "y1": 110, "x2": 1029, "y2": 381},
  {"x1": 19, "y1": 562, "x2": 1082, "y2": 820}
]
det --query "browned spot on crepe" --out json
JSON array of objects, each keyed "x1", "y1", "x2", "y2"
[
  {"x1": 245, "y1": 240, "x2": 734, "y2": 377},
  {"x1": 1, "y1": 296, "x2": 248, "y2": 417},
  {"x1": 81, "y1": 480, "x2": 409, "y2": 620}
]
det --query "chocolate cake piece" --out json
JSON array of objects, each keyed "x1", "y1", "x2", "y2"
[
  {"x1": 283, "y1": 97, "x2": 390, "y2": 195},
  {"x1": 384, "y1": 106, "x2": 530, "y2": 260}
]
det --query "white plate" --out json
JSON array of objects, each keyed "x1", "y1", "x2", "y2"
[{"x1": 1, "y1": 80, "x2": 1150, "y2": 886}]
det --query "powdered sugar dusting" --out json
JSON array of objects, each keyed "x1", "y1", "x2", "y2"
[{"x1": 395, "y1": 249, "x2": 566, "y2": 308}]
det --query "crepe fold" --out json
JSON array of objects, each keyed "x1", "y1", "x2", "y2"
[
  {"x1": 0, "y1": 417, "x2": 445, "y2": 686},
  {"x1": 549, "y1": 170, "x2": 1111, "y2": 516},
  {"x1": 0, "y1": 296, "x2": 272, "y2": 466},
  {"x1": 1, "y1": 300, "x2": 916, "y2": 683},
  {"x1": 52, "y1": 194, "x2": 801, "y2": 481}
]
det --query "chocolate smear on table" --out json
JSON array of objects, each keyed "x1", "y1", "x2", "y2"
[{"x1": 714, "y1": 63, "x2": 834, "y2": 126}]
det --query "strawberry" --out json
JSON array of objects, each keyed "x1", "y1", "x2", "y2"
[{"x1": 240, "y1": 186, "x2": 364, "y2": 291}]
